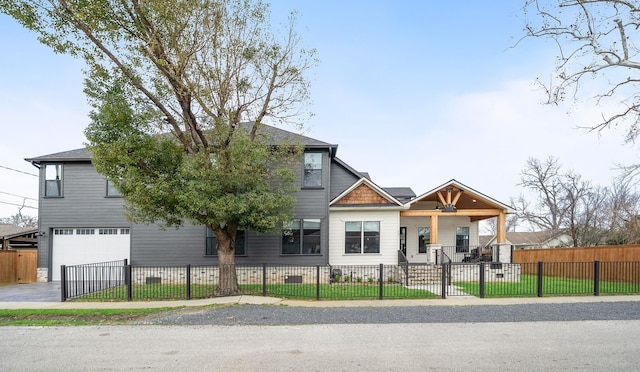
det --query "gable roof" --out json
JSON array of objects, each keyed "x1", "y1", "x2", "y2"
[
  {"x1": 480, "y1": 231, "x2": 570, "y2": 248},
  {"x1": 406, "y1": 179, "x2": 515, "y2": 213},
  {"x1": 332, "y1": 157, "x2": 369, "y2": 180},
  {"x1": 25, "y1": 124, "x2": 338, "y2": 164},
  {"x1": 330, "y1": 177, "x2": 405, "y2": 208}
]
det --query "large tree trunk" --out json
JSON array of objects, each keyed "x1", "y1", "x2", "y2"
[{"x1": 214, "y1": 227, "x2": 240, "y2": 296}]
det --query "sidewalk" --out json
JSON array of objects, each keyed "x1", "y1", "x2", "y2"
[{"x1": 1, "y1": 294, "x2": 639, "y2": 310}]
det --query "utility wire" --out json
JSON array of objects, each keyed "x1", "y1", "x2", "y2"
[
  {"x1": 0, "y1": 200, "x2": 38, "y2": 209},
  {"x1": 0, "y1": 164, "x2": 38, "y2": 177},
  {"x1": 0, "y1": 191, "x2": 38, "y2": 201}
]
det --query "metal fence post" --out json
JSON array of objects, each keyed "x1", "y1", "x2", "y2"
[
  {"x1": 60, "y1": 265, "x2": 67, "y2": 302},
  {"x1": 316, "y1": 265, "x2": 320, "y2": 301},
  {"x1": 441, "y1": 263, "x2": 447, "y2": 299},
  {"x1": 126, "y1": 264, "x2": 132, "y2": 301},
  {"x1": 379, "y1": 263, "x2": 384, "y2": 300},
  {"x1": 594, "y1": 260, "x2": 600, "y2": 296},
  {"x1": 479, "y1": 262, "x2": 485, "y2": 298},
  {"x1": 537, "y1": 261, "x2": 544, "y2": 297},
  {"x1": 262, "y1": 263, "x2": 267, "y2": 297},
  {"x1": 186, "y1": 264, "x2": 191, "y2": 300}
]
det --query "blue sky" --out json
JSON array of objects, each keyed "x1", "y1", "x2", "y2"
[{"x1": 0, "y1": 1, "x2": 637, "y2": 222}]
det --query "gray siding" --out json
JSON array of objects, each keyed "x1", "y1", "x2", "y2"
[
  {"x1": 37, "y1": 162, "x2": 130, "y2": 269},
  {"x1": 39, "y1": 148, "x2": 337, "y2": 269},
  {"x1": 329, "y1": 160, "x2": 361, "y2": 200}
]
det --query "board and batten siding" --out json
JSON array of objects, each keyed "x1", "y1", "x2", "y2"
[
  {"x1": 37, "y1": 162, "x2": 130, "y2": 269},
  {"x1": 329, "y1": 209, "x2": 399, "y2": 265}
]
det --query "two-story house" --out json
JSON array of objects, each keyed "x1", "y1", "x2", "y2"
[{"x1": 26, "y1": 125, "x2": 514, "y2": 281}]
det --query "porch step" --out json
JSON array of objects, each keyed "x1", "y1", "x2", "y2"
[{"x1": 405, "y1": 265, "x2": 442, "y2": 285}]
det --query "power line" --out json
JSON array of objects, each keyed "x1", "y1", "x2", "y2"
[
  {"x1": 0, "y1": 164, "x2": 38, "y2": 177},
  {"x1": 0, "y1": 191, "x2": 38, "y2": 202},
  {"x1": 0, "y1": 200, "x2": 38, "y2": 209}
]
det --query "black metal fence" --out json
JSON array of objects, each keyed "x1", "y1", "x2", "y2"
[
  {"x1": 61, "y1": 259, "x2": 128, "y2": 302},
  {"x1": 60, "y1": 260, "x2": 640, "y2": 302}
]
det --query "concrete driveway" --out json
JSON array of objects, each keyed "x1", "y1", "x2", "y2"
[{"x1": 0, "y1": 282, "x2": 61, "y2": 302}]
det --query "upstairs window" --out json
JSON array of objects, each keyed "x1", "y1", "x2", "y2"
[
  {"x1": 106, "y1": 180, "x2": 122, "y2": 197},
  {"x1": 44, "y1": 164, "x2": 62, "y2": 197},
  {"x1": 303, "y1": 153, "x2": 322, "y2": 188},
  {"x1": 206, "y1": 229, "x2": 246, "y2": 256}
]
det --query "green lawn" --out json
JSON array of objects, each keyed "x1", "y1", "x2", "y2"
[
  {"x1": 72, "y1": 283, "x2": 439, "y2": 301},
  {"x1": 455, "y1": 274, "x2": 640, "y2": 298}
]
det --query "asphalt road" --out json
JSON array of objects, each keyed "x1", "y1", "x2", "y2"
[
  {"x1": 1, "y1": 301, "x2": 640, "y2": 371},
  {"x1": 1, "y1": 320, "x2": 639, "y2": 371}
]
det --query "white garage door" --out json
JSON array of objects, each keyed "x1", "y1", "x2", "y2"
[{"x1": 51, "y1": 228, "x2": 131, "y2": 281}]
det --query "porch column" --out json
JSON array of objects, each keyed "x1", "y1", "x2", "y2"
[
  {"x1": 430, "y1": 215, "x2": 438, "y2": 244},
  {"x1": 496, "y1": 211, "x2": 506, "y2": 244}
]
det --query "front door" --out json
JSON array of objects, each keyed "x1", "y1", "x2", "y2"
[{"x1": 399, "y1": 227, "x2": 407, "y2": 256}]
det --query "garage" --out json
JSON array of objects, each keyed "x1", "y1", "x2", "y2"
[{"x1": 51, "y1": 227, "x2": 131, "y2": 281}]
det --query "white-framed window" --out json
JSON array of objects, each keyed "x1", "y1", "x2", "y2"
[
  {"x1": 303, "y1": 153, "x2": 322, "y2": 188},
  {"x1": 76, "y1": 228, "x2": 95, "y2": 235},
  {"x1": 44, "y1": 164, "x2": 63, "y2": 197},
  {"x1": 282, "y1": 219, "x2": 321, "y2": 255},
  {"x1": 99, "y1": 228, "x2": 119, "y2": 235},
  {"x1": 345, "y1": 221, "x2": 380, "y2": 254},
  {"x1": 53, "y1": 228, "x2": 74, "y2": 235},
  {"x1": 418, "y1": 227, "x2": 430, "y2": 253},
  {"x1": 456, "y1": 226, "x2": 470, "y2": 253},
  {"x1": 120, "y1": 228, "x2": 130, "y2": 235}
]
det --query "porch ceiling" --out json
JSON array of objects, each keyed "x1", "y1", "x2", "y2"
[{"x1": 411, "y1": 185, "x2": 496, "y2": 210}]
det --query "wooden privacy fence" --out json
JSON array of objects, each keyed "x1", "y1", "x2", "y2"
[
  {"x1": 513, "y1": 245, "x2": 640, "y2": 283},
  {"x1": 0, "y1": 250, "x2": 37, "y2": 284}
]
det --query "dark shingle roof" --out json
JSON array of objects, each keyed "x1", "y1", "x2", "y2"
[
  {"x1": 25, "y1": 148, "x2": 91, "y2": 163},
  {"x1": 383, "y1": 187, "x2": 416, "y2": 201},
  {"x1": 25, "y1": 124, "x2": 338, "y2": 164}
]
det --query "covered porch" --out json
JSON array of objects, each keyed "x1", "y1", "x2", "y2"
[{"x1": 399, "y1": 180, "x2": 515, "y2": 264}]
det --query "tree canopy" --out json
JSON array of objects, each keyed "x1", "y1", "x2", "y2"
[{"x1": 1, "y1": 0, "x2": 317, "y2": 295}]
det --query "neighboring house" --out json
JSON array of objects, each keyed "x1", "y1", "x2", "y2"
[
  {"x1": 26, "y1": 125, "x2": 515, "y2": 281},
  {"x1": 0, "y1": 224, "x2": 38, "y2": 250},
  {"x1": 481, "y1": 231, "x2": 572, "y2": 250}
]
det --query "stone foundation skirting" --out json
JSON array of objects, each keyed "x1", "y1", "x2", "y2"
[{"x1": 37, "y1": 268, "x2": 48, "y2": 282}]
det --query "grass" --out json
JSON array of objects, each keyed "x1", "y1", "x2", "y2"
[
  {"x1": 72, "y1": 282, "x2": 439, "y2": 301},
  {"x1": 455, "y1": 274, "x2": 640, "y2": 298},
  {"x1": 0, "y1": 308, "x2": 175, "y2": 326},
  {"x1": 69, "y1": 276, "x2": 640, "y2": 301},
  {"x1": 241, "y1": 283, "x2": 439, "y2": 300}
]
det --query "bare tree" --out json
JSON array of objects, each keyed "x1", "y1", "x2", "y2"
[
  {"x1": 562, "y1": 172, "x2": 609, "y2": 246},
  {"x1": 523, "y1": 0, "x2": 640, "y2": 146},
  {"x1": 518, "y1": 156, "x2": 567, "y2": 233},
  {"x1": 606, "y1": 174, "x2": 640, "y2": 243},
  {"x1": 0, "y1": 206, "x2": 38, "y2": 228},
  {"x1": 518, "y1": 156, "x2": 601, "y2": 246}
]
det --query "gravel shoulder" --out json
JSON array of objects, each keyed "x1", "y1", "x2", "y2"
[{"x1": 133, "y1": 301, "x2": 640, "y2": 326}]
